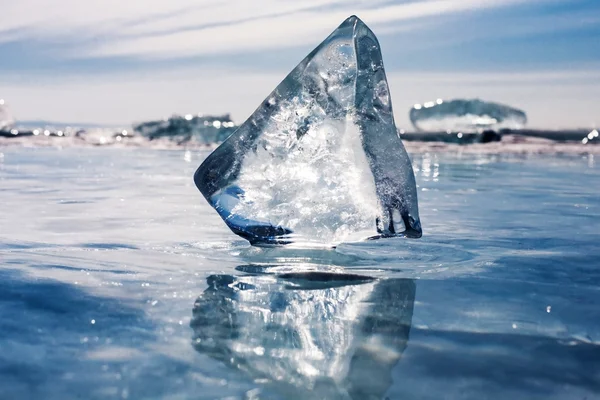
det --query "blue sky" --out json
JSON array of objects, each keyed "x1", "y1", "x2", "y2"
[{"x1": 1, "y1": 0, "x2": 599, "y2": 128}]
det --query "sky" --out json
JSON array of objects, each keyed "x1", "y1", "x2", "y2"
[{"x1": 1, "y1": 0, "x2": 599, "y2": 129}]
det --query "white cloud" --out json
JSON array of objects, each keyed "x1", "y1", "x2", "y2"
[
  {"x1": 85, "y1": 0, "x2": 537, "y2": 58},
  {"x1": 1, "y1": 0, "x2": 535, "y2": 58}
]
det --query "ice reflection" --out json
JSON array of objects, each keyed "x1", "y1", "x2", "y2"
[{"x1": 190, "y1": 271, "x2": 415, "y2": 399}]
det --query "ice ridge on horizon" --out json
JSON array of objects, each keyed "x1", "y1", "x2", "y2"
[
  {"x1": 134, "y1": 114, "x2": 237, "y2": 144},
  {"x1": 410, "y1": 98, "x2": 527, "y2": 133},
  {"x1": 194, "y1": 15, "x2": 421, "y2": 246}
]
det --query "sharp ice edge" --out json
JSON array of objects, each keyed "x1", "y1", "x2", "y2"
[
  {"x1": 193, "y1": 15, "x2": 421, "y2": 246},
  {"x1": 410, "y1": 98, "x2": 527, "y2": 133}
]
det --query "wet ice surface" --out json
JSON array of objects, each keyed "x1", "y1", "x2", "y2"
[{"x1": 1, "y1": 148, "x2": 599, "y2": 399}]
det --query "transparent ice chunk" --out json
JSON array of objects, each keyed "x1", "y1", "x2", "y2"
[
  {"x1": 194, "y1": 16, "x2": 421, "y2": 246},
  {"x1": 410, "y1": 98, "x2": 527, "y2": 132}
]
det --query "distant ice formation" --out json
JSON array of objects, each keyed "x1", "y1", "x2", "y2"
[
  {"x1": 0, "y1": 99, "x2": 15, "y2": 131},
  {"x1": 134, "y1": 114, "x2": 237, "y2": 144},
  {"x1": 410, "y1": 98, "x2": 527, "y2": 132},
  {"x1": 194, "y1": 16, "x2": 421, "y2": 246}
]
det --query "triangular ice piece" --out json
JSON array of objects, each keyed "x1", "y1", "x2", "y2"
[{"x1": 194, "y1": 15, "x2": 421, "y2": 246}]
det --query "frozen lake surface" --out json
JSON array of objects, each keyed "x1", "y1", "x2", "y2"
[{"x1": 1, "y1": 148, "x2": 599, "y2": 399}]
